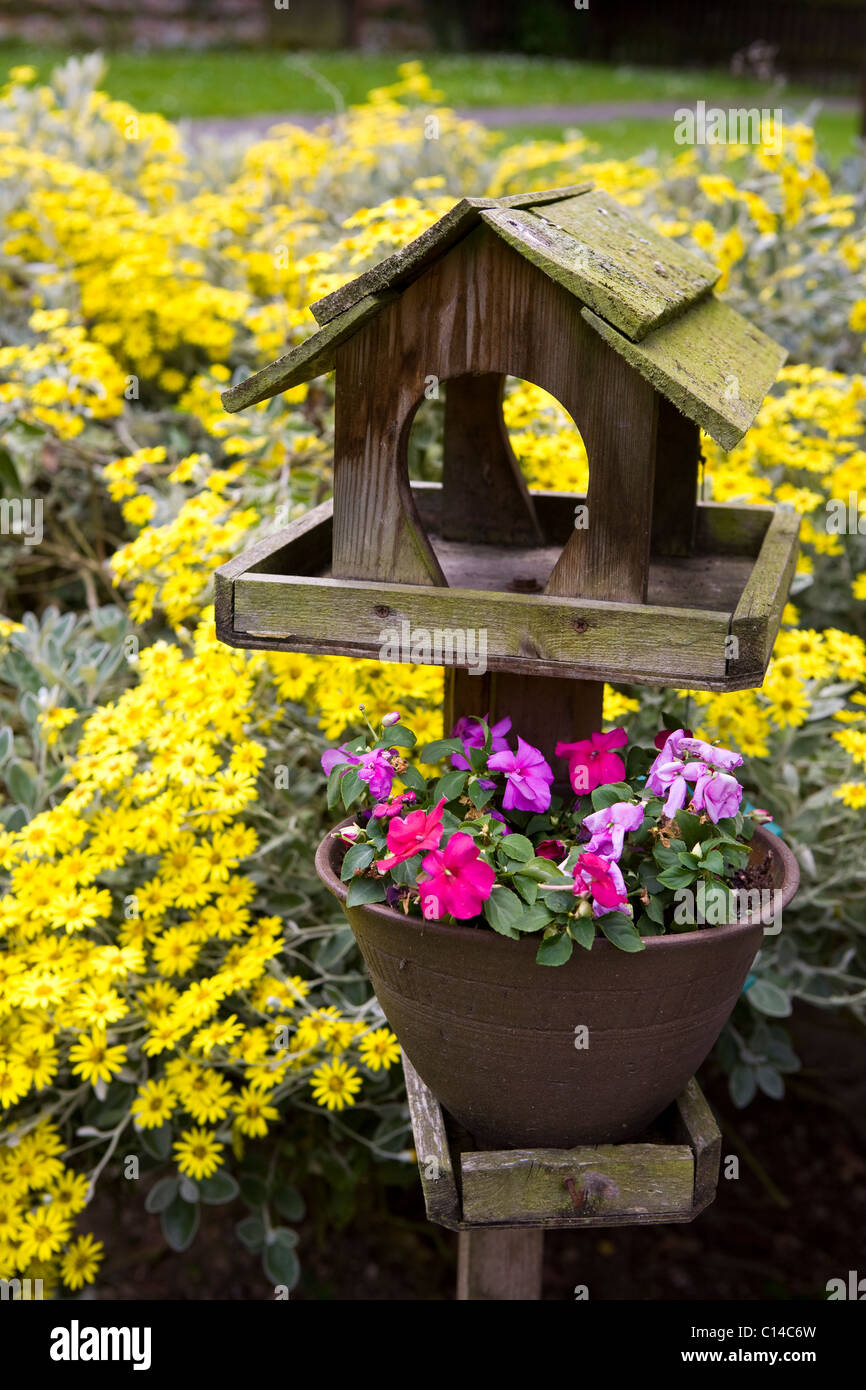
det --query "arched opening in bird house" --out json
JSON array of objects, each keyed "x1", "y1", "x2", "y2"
[{"x1": 406, "y1": 373, "x2": 590, "y2": 598}]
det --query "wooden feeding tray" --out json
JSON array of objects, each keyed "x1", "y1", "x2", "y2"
[
  {"x1": 216, "y1": 481, "x2": 799, "y2": 691},
  {"x1": 401, "y1": 1056, "x2": 721, "y2": 1234}
]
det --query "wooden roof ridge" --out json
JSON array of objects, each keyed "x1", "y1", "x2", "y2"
[{"x1": 221, "y1": 185, "x2": 784, "y2": 448}]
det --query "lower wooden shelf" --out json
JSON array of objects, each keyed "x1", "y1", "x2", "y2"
[{"x1": 402, "y1": 1054, "x2": 721, "y2": 1233}]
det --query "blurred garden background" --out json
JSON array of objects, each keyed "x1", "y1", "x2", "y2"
[{"x1": 0, "y1": 0, "x2": 865, "y2": 1301}]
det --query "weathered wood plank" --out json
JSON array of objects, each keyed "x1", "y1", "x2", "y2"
[
  {"x1": 484, "y1": 190, "x2": 718, "y2": 341},
  {"x1": 402, "y1": 1054, "x2": 461, "y2": 1230},
  {"x1": 460, "y1": 1143, "x2": 695, "y2": 1225},
  {"x1": 457, "y1": 1228, "x2": 544, "y2": 1300},
  {"x1": 231, "y1": 570, "x2": 731, "y2": 685},
  {"x1": 694, "y1": 499, "x2": 771, "y2": 556},
  {"x1": 729, "y1": 506, "x2": 800, "y2": 678},
  {"x1": 673, "y1": 1078, "x2": 721, "y2": 1213},
  {"x1": 214, "y1": 498, "x2": 333, "y2": 644},
  {"x1": 310, "y1": 185, "x2": 593, "y2": 326},
  {"x1": 221, "y1": 293, "x2": 395, "y2": 411},
  {"x1": 582, "y1": 298, "x2": 787, "y2": 451},
  {"x1": 651, "y1": 398, "x2": 700, "y2": 558},
  {"x1": 442, "y1": 373, "x2": 543, "y2": 545}
]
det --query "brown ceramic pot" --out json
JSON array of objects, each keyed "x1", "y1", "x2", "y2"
[{"x1": 316, "y1": 824, "x2": 799, "y2": 1148}]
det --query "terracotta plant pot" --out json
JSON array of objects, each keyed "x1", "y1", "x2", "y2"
[{"x1": 316, "y1": 825, "x2": 800, "y2": 1148}]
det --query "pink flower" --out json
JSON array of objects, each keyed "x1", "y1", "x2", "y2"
[
  {"x1": 488, "y1": 736, "x2": 554, "y2": 813},
  {"x1": 450, "y1": 714, "x2": 512, "y2": 771},
  {"x1": 573, "y1": 852, "x2": 629, "y2": 917},
  {"x1": 555, "y1": 728, "x2": 627, "y2": 793},
  {"x1": 654, "y1": 726, "x2": 693, "y2": 750},
  {"x1": 375, "y1": 798, "x2": 446, "y2": 872},
  {"x1": 582, "y1": 801, "x2": 644, "y2": 860},
  {"x1": 418, "y1": 833, "x2": 495, "y2": 920},
  {"x1": 382, "y1": 711, "x2": 401, "y2": 726}
]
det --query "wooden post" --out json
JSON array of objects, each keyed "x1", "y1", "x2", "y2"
[
  {"x1": 457, "y1": 1228, "x2": 544, "y2": 1301},
  {"x1": 444, "y1": 668, "x2": 603, "y2": 771}
]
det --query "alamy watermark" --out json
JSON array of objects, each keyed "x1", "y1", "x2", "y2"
[
  {"x1": 0, "y1": 497, "x2": 42, "y2": 546},
  {"x1": 674, "y1": 101, "x2": 783, "y2": 152},
  {"x1": 379, "y1": 620, "x2": 488, "y2": 675}
]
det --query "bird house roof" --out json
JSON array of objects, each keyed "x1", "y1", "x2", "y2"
[{"x1": 222, "y1": 184, "x2": 785, "y2": 450}]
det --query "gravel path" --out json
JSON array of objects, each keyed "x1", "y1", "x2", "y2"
[{"x1": 183, "y1": 96, "x2": 857, "y2": 143}]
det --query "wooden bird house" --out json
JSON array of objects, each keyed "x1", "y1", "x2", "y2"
[{"x1": 216, "y1": 184, "x2": 798, "y2": 750}]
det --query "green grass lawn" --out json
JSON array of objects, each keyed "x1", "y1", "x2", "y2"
[
  {"x1": 1, "y1": 45, "x2": 856, "y2": 118},
  {"x1": 1, "y1": 45, "x2": 860, "y2": 164}
]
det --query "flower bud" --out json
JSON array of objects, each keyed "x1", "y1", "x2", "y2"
[
  {"x1": 382, "y1": 711, "x2": 401, "y2": 726},
  {"x1": 691, "y1": 841, "x2": 703, "y2": 857}
]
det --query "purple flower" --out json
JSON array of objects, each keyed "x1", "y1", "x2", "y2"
[
  {"x1": 690, "y1": 767, "x2": 743, "y2": 823},
  {"x1": 678, "y1": 736, "x2": 743, "y2": 772},
  {"x1": 321, "y1": 743, "x2": 359, "y2": 777},
  {"x1": 582, "y1": 801, "x2": 644, "y2": 860},
  {"x1": 488, "y1": 736, "x2": 554, "y2": 813},
  {"x1": 646, "y1": 757, "x2": 699, "y2": 814},
  {"x1": 450, "y1": 714, "x2": 512, "y2": 771},
  {"x1": 646, "y1": 730, "x2": 691, "y2": 792}
]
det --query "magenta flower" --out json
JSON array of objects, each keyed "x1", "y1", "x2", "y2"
[
  {"x1": 488, "y1": 736, "x2": 554, "y2": 812},
  {"x1": 555, "y1": 728, "x2": 627, "y2": 793},
  {"x1": 376, "y1": 797, "x2": 446, "y2": 872},
  {"x1": 450, "y1": 714, "x2": 512, "y2": 771},
  {"x1": 582, "y1": 801, "x2": 644, "y2": 860},
  {"x1": 536, "y1": 839, "x2": 565, "y2": 861},
  {"x1": 573, "y1": 852, "x2": 629, "y2": 917},
  {"x1": 371, "y1": 791, "x2": 417, "y2": 819},
  {"x1": 418, "y1": 832, "x2": 495, "y2": 920},
  {"x1": 321, "y1": 744, "x2": 395, "y2": 800},
  {"x1": 690, "y1": 768, "x2": 743, "y2": 824}
]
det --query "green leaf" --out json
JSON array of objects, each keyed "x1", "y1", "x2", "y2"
[
  {"x1": 519, "y1": 857, "x2": 569, "y2": 883},
  {"x1": 598, "y1": 913, "x2": 645, "y2": 952},
  {"x1": 326, "y1": 765, "x2": 344, "y2": 809},
  {"x1": 144, "y1": 1177, "x2": 178, "y2": 1214},
  {"x1": 746, "y1": 980, "x2": 792, "y2": 1018},
  {"x1": 345, "y1": 877, "x2": 387, "y2": 908},
  {"x1": 756, "y1": 1065, "x2": 785, "y2": 1100},
  {"x1": 420, "y1": 737, "x2": 464, "y2": 763},
  {"x1": 239, "y1": 1173, "x2": 268, "y2": 1207},
  {"x1": 468, "y1": 743, "x2": 487, "y2": 773},
  {"x1": 657, "y1": 865, "x2": 697, "y2": 890},
  {"x1": 198, "y1": 1171, "x2": 240, "y2": 1205},
  {"x1": 567, "y1": 917, "x2": 596, "y2": 950},
  {"x1": 139, "y1": 1123, "x2": 172, "y2": 1160},
  {"x1": 340, "y1": 841, "x2": 375, "y2": 881},
  {"x1": 434, "y1": 770, "x2": 467, "y2": 802},
  {"x1": 515, "y1": 904, "x2": 554, "y2": 933},
  {"x1": 468, "y1": 779, "x2": 494, "y2": 810},
  {"x1": 483, "y1": 886, "x2": 523, "y2": 938},
  {"x1": 383, "y1": 724, "x2": 415, "y2": 748},
  {"x1": 179, "y1": 1177, "x2": 199, "y2": 1203},
  {"x1": 590, "y1": 782, "x2": 633, "y2": 811},
  {"x1": 535, "y1": 930, "x2": 574, "y2": 966},
  {"x1": 635, "y1": 911, "x2": 664, "y2": 937},
  {"x1": 674, "y1": 809, "x2": 703, "y2": 846},
  {"x1": 6, "y1": 761, "x2": 36, "y2": 810},
  {"x1": 236, "y1": 1215, "x2": 265, "y2": 1252},
  {"x1": 161, "y1": 1193, "x2": 199, "y2": 1252},
  {"x1": 729, "y1": 1064, "x2": 757, "y2": 1108},
  {"x1": 273, "y1": 1184, "x2": 306, "y2": 1222},
  {"x1": 512, "y1": 873, "x2": 538, "y2": 905},
  {"x1": 340, "y1": 767, "x2": 364, "y2": 809},
  {"x1": 398, "y1": 764, "x2": 427, "y2": 793},
  {"x1": 0, "y1": 727, "x2": 12, "y2": 765},
  {"x1": 263, "y1": 1230, "x2": 301, "y2": 1290},
  {"x1": 497, "y1": 833, "x2": 533, "y2": 863},
  {"x1": 645, "y1": 892, "x2": 666, "y2": 925},
  {"x1": 702, "y1": 850, "x2": 725, "y2": 875}
]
